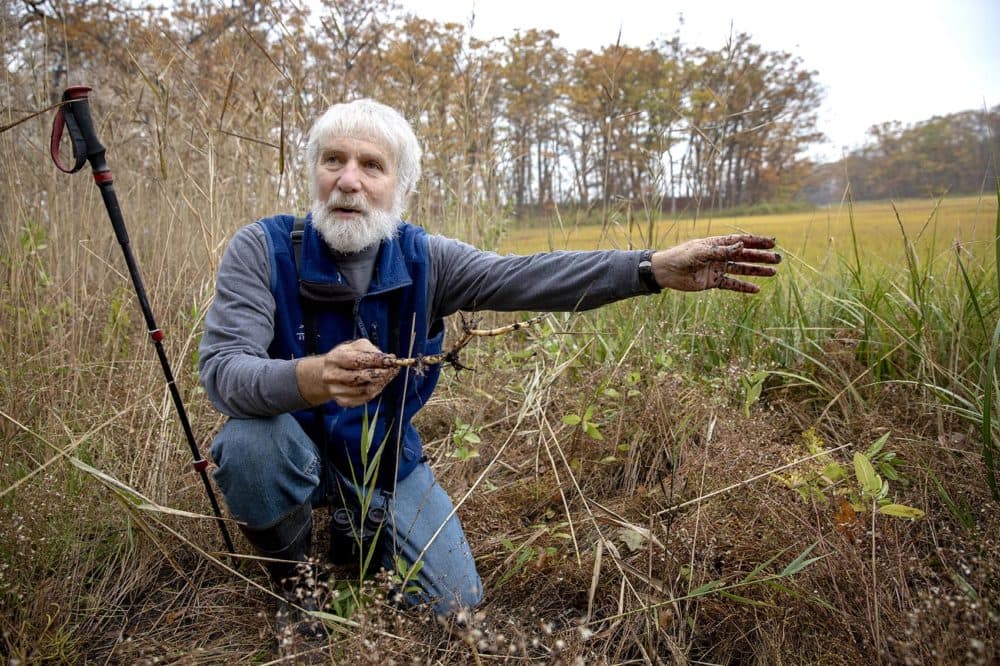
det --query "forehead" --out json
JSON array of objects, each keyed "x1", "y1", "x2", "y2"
[{"x1": 319, "y1": 134, "x2": 394, "y2": 161}]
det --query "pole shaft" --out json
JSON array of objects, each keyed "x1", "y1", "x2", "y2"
[{"x1": 96, "y1": 182, "x2": 235, "y2": 555}]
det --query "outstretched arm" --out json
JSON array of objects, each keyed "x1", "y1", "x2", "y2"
[{"x1": 651, "y1": 234, "x2": 781, "y2": 293}]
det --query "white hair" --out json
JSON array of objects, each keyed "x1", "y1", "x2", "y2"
[{"x1": 305, "y1": 98, "x2": 422, "y2": 214}]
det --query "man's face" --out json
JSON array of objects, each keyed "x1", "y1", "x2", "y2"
[
  {"x1": 315, "y1": 136, "x2": 398, "y2": 219},
  {"x1": 311, "y1": 135, "x2": 402, "y2": 253}
]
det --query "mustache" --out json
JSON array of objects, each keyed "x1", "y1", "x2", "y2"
[{"x1": 325, "y1": 192, "x2": 370, "y2": 213}]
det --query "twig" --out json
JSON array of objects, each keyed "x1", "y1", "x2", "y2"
[
  {"x1": 1, "y1": 99, "x2": 70, "y2": 135},
  {"x1": 656, "y1": 442, "x2": 853, "y2": 515},
  {"x1": 390, "y1": 314, "x2": 547, "y2": 371}
]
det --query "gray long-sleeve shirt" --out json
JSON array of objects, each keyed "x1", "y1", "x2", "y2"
[{"x1": 198, "y1": 222, "x2": 653, "y2": 419}]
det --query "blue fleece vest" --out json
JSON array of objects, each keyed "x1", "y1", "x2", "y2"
[{"x1": 258, "y1": 214, "x2": 444, "y2": 486}]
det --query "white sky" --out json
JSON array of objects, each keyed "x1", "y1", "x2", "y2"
[{"x1": 396, "y1": 0, "x2": 1000, "y2": 162}]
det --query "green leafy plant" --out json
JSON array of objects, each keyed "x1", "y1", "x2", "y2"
[
  {"x1": 852, "y1": 448, "x2": 924, "y2": 518},
  {"x1": 742, "y1": 370, "x2": 769, "y2": 416},
  {"x1": 393, "y1": 554, "x2": 424, "y2": 596},
  {"x1": 772, "y1": 428, "x2": 847, "y2": 502},
  {"x1": 448, "y1": 417, "x2": 482, "y2": 461},
  {"x1": 563, "y1": 405, "x2": 603, "y2": 440},
  {"x1": 864, "y1": 431, "x2": 907, "y2": 484},
  {"x1": 773, "y1": 429, "x2": 922, "y2": 519}
]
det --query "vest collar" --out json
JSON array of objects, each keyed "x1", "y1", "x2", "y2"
[{"x1": 299, "y1": 214, "x2": 413, "y2": 298}]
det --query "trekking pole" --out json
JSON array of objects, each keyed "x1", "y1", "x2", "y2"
[{"x1": 50, "y1": 85, "x2": 236, "y2": 555}]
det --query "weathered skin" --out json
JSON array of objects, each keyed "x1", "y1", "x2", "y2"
[
  {"x1": 295, "y1": 338, "x2": 399, "y2": 408},
  {"x1": 651, "y1": 234, "x2": 781, "y2": 293}
]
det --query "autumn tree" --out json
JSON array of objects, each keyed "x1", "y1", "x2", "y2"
[
  {"x1": 678, "y1": 33, "x2": 823, "y2": 209},
  {"x1": 498, "y1": 29, "x2": 568, "y2": 210},
  {"x1": 7, "y1": 0, "x2": 841, "y2": 233},
  {"x1": 832, "y1": 108, "x2": 1000, "y2": 201}
]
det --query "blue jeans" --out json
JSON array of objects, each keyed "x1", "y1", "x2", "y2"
[{"x1": 211, "y1": 413, "x2": 483, "y2": 613}]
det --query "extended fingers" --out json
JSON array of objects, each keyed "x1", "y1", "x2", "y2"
[
  {"x1": 717, "y1": 276, "x2": 761, "y2": 293},
  {"x1": 725, "y1": 261, "x2": 778, "y2": 277},
  {"x1": 730, "y1": 247, "x2": 782, "y2": 265},
  {"x1": 709, "y1": 234, "x2": 777, "y2": 250}
]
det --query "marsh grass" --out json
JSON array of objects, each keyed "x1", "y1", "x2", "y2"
[{"x1": 2, "y1": 68, "x2": 999, "y2": 666}]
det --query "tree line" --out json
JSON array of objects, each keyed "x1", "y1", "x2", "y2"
[
  {"x1": 806, "y1": 109, "x2": 999, "y2": 203},
  {"x1": 6, "y1": 0, "x2": 993, "y2": 229}
]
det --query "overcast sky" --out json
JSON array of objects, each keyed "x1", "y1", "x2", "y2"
[{"x1": 396, "y1": 0, "x2": 999, "y2": 162}]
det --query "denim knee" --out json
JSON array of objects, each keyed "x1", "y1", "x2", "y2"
[
  {"x1": 210, "y1": 413, "x2": 321, "y2": 528},
  {"x1": 376, "y1": 463, "x2": 483, "y2": 614}
]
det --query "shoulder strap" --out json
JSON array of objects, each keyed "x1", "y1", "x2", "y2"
[
  {"x1": 291, "y1": 216, "x2": 307, "y2": 275},
  {"x1": 290, "y1": 217, "x2": 318, "y2": 356}
]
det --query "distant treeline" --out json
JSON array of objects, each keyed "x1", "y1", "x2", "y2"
[
  {"x1": 6, "y1": 0, "x2": 993, "y2": 222},
  {"x1": 805, "y1": 109, "x2": 1000, "y2": 204}
]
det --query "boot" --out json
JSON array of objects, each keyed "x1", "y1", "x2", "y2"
[{"x1": 241, "y1": 503, "x2": 329, "y2": 646}]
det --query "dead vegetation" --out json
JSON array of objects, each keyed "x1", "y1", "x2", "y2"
[
  {"x1": 4, "y1": 307, "x2": 997, "y2": 664},
  {"x1": 3, "y1": 3, "x2": 998, "y2": 661}
]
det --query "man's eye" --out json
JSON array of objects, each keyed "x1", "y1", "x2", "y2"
[{"x1": 365, "y1": 161, "x2": 383, "y2": 171}]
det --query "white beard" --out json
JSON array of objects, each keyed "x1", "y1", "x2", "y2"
[{"x1": 311, "y1": 192, "x2": 400, "y2": 254}]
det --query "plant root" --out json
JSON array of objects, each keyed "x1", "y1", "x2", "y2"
[{"x1": 390, "y1": 313, "x2": 547, "y2": 372}]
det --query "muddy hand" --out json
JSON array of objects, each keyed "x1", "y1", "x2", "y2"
[
  {"x1": 296, "y1": 338, "x2": 399, "y2": 408},
  {"x1": 320, "y1": 338, "x2": 399, "y2": 407},
  {"x1": 651, "y1": 234, "x2": 781, "y2": 293}
]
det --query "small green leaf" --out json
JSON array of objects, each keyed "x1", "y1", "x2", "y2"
[
  {"x1": 881, "y1": 464, "x2": 899, "y2": 481},
  {"x1": 821, "y1": 462, "x2": 846, "y2": 483},
  {"x1": 867, "y1": 431, "x2": 891, "y2": 458},
  {"x1": 585, "y1": 424, "x2": 604, "y2": 441},
  {"x1": 562, "y1": 414, "x2": 582, "y2": 426},
  {"x1": 877, "y1": 504, "x2": 925, "y2": 519},
  {"x1": 854, "y1": 453, "x2": 882, "y2": 497}
]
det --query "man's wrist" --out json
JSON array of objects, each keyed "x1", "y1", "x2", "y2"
[
  {"x1": 294, "y1": 356, "x2": 327, "y2": 406},
  {"x1": 638, "y1": 250, "x2": 661, "y2": 293}
]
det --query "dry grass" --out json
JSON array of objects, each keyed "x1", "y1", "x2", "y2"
[
  {"x1": 3, "y1": 187, "x2": 999, "y2": 662},
  {"x1": 3, "y1": 35, "x2": 998, "y2": 666}
]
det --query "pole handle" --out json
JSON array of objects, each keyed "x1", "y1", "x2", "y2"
[{"x1": 50, "y1": 86, "x2": 112, "y2": 181}]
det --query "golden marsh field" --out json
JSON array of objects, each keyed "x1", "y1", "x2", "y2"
[{"x1": 501, "y1": 195, "x2": 999, "y2": 269}]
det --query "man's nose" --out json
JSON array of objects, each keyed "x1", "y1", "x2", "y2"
[{"x1": 337, "y1": 161, "x2": 362, "y2": 192}]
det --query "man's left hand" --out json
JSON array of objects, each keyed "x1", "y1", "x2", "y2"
[{"x1": 652, "y1": 234, "x2": 781, "y2": 293}]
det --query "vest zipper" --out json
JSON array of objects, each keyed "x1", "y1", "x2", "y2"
[{"x1": 352, "y1": 297, "x2": 378, "y2": 346}]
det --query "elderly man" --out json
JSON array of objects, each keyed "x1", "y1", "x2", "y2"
[{"x1": 199, "y1": 99, "x2": 780, "y2": 625}]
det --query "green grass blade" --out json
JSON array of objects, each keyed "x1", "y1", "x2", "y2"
[
  {"x1": 983, "y1": 316, "x2": 1000, "y2": 500},
  {"x1": 780, "y1": 541, "x2": 821, "y2": 577},
  {"x1": 994, "y1": 179, "x2": 999, "y2": 301}
]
